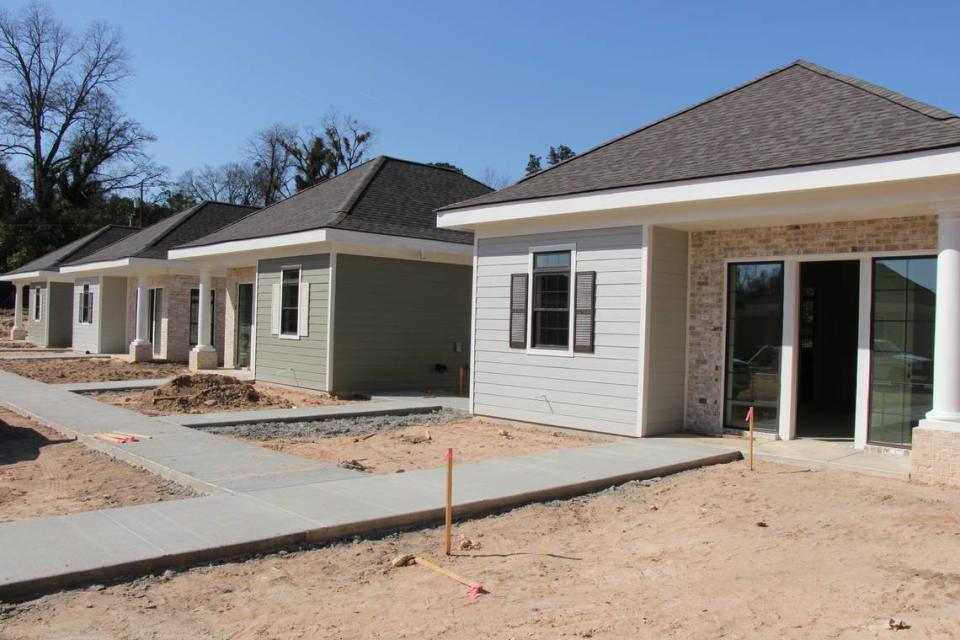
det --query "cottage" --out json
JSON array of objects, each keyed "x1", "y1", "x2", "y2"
[
  {"x1": 436, "y1": 61, "x2": 960, "y2": 482},
  {"x1": 0, "y1": 225, "x2": 138, "y2": 347},
  {"x1": 60, "y1": 202, "x2": 256, "y2": 362},
  {"x1": 168, "y1": 156, "x2": 492, "y2": 393}
]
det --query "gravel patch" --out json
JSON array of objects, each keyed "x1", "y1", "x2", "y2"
[{"x1": 204, "y1": 408, "x2": 467, "y2": 440}]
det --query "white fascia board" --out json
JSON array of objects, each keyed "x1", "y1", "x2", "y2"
[
  {"x1": 167, "y1": 228, "x2": 473, "y2": 264},
  {"x1": 437, "y1": 147, "x2": 960, "y2": 229},
  {"x1": 61, "y1": 257, "x2": 198, "y2": 276},
  {"x1": 0, "y1": 270, "x2": 65, "y2": 283}
]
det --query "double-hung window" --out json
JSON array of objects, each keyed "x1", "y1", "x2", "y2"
[
  {"x1": 531, "y1": 251, "x2": 572, "y2": 348},
  {"x1": 280, "y1": 268, "x2": 300, "y2": 336},
  {"x1": 79, "y1": 284, "x2": 93, "y2": 324}
]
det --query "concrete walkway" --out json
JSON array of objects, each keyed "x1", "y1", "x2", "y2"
[
  {"x1": 0, "y1": 368, "x2": 741, "y2": 600},
  {"x1": 55, "y1": 378, "x2": 171, "y2": 393},
  {"x1": 662, "y1": 434, "x2": 911, "y2": 479}
]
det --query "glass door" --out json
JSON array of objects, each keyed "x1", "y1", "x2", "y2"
[
  {"x1": 724, "y1": 262, "x2": 784, "y2": 431},
  {"x1": 869, "y1": 257, "x2": 936, "y2": 447},
  {"x1": 235, "y1": 283, "x2": 254, "y2": 369},
  {"x1": 148, "y1": 288, "x2": 162, "y2": 357}
]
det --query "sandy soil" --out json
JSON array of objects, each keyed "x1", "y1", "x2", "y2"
[
  {"x1": 91, "y1": 375, "x2": 355, "y2": 416},
  {"x1": 0, "y1": 408, "x2": 195, "y2": 522},
  {"x1": 251, "y1": 417, "x2": 605, "y2": 474},
  {"x1": 3, "y1": 460, "x2": 958, "y2": 638},
  {"x1": 0, "y1": 357, "x2": 187, "y2": 383},
  {"x1": 0, "y1": 341, "x2": 36, "y2": 350}
]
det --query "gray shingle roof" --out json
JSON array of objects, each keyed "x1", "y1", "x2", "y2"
[
  {"x1": 440, "y1": 60, "x2": 960, "y2": 211},
  {"x1": 67, "y1": 202, "x2": 258, "y2": 265},
  {"x1": 179, "y1": 157, "x2": 492, "y2": 249},
  {"x1": 6, "y1": 225, "x2": 139, "y2": 275}
]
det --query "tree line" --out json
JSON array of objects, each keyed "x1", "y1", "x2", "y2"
[{"x1": 0, "y1": 3, "x2": 571, "y2": 274}]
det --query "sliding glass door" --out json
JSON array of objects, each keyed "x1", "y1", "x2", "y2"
[
  {"x1": 869, "y1": 257, "x2": 936, "y2": 447},
  {"x1": 724, "y1": 262, "x2": 784, "y2": 431}
]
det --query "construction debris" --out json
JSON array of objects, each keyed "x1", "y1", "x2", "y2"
[
  {"x1": 391, "y1": 554, "x2": 416, "y2": 568},
  {"x1": 887, "y1": 618, "x2": 910, "y2": 630},
  {"x1": 458, "y1": 536, "x2": 482, "y2": 551},
  {"x1": 338, "y1": 459, "x2": 370, "y2": 472}
]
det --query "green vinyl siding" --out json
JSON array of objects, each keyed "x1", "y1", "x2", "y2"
[
  {"x1": 255, "y1": 254, "x2": 330, "y2": 390},
  {"x1": 332, "y1": 254, "x2": 471, "y2": 394},
  {"x1": 46, "y1": 282, "x2": 74, "y2": 347},
  {"x1": 26, "y1": 283, "x2": 47, "y2": 347},
  {"x1": 99, "y1": 276, "x2": 128, "y2": 353}
]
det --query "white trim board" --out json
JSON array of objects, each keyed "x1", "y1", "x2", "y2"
[{"x1": 438, "y1": 148, "x2": 960, "y2": 229}]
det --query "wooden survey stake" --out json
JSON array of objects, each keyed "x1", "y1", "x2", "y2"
[
  {"x1": 444, "y1": 447, "x2": 453, "y2": 555},
  {"x1": 745, "y1": 405, "x2": 755, "y2": 471}
]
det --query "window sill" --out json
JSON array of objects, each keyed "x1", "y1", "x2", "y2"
[
  {"x1": 278, "y1": 333, "x2": 300, "y2": 341},
  {"x1": 525, "y1": 346, "x2": 574, "y2": 357}
]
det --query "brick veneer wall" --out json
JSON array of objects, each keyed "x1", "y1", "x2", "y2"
[
  {"x1": 685, "y1": 215, "x2": 937, "y2": 433},
  {"x1": 125, "y1": 275, "x2": 227, "y2": 363},
  {"x1": 223, "y1": 267, "x2": 255, "y2": 368}
]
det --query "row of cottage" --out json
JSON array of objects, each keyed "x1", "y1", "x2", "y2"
[{"x1": 5, "y1": 61, "x2": 960, "y2": 482}]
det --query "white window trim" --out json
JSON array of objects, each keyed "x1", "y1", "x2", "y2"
[
  {"x1": 79, "y1": 284, "x2": 93, "y2": 324},
  {"x1": 32, "y1": 286, "x2": 41, "y2": 321},
  {"x1": 525, "y1": 243, "x2": 577, "y2": 357},
  {"x1": 278, "y1": 265, "x2": 302, "y2": 340}
]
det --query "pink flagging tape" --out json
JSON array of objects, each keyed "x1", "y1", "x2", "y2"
[
  {"x1": 467, "y1": 584, "x2": 485, "y2": 599},
  {"x1": 444, "y1": 448, "x2": 453, "y2": 462},
  {"x1": 744, "y1": 406, "x2": 754, "y2": 423}
]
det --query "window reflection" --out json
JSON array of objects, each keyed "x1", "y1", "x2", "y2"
[
  {"x1": 724, "y1": 262, "x2": 784, "y2": 431},
  {"x1": 869, "y1": 257, "x2": 936, "y2": 447}
]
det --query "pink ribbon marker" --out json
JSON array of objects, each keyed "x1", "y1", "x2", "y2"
[
  {"x1": 444, "y1": 448, "x2": 453, "y2": 462},
  {"x1": 467, "y1": 584, "x2": 484, "y2": 599},
  {"x1": 744, "y1": 406, "x2": 754, "y2": 423}
]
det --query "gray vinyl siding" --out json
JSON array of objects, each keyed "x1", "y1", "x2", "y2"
[
  {"x1": 255, "y1": 254, "x2": 329, "y2": 390},
  {"x1": 99, "y1": 276, "x2": 128, "y2": 353},
  {"x1": 46, "y1": 282, "x2": 73, "y2": 347},
  {"x1": 473, "y1": 226, "x2": 644, "y2": 436},
  {"x1": 645, "y1": 227, "x2": 689, "y2": 435},
  {"x1": 26, "y1": 282, "x2": 47, "y2": 347},
  {"x1": 332, "y1": 254, "x2": 471, "y2": 394},
  {"x1": 73, "y1": 277, "x2": 100, "y2": 353}
]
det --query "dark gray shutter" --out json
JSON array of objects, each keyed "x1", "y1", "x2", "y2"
[
  {"x1": 509, "y1": 273, "x2": 528, "y2": 349},
  {"x1": 574, "y1": 271, "x2": 596, "y2": 353}
]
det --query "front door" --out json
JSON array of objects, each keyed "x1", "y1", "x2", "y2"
[
  {"x1": 235, "y1": 283, "x2": 254, "y2": 369},
  {"x1": 796, "y1": 261, "x2": 860, "y2": 440}
]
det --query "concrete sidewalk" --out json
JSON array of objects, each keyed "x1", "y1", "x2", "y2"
[
  {"x1": 0, "y1": 368, "x2": 740, "y2": 600},
  {"x1": 55, "y1": 378, "x2": 170, "y2": 393}
]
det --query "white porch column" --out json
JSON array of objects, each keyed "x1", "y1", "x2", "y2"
[
  {"x1": 10, "y1": 283, "x2": 26, "y2": 340},
  {"x1": 926, "y1": 206, "x2": 960, "y2": 423},
  {"x1": 129, "y1": 275, "x2": 152, "y2": 362},
  {"x1": 189, "y1": 270, "x2": 217, "y2": 371},
  {"x1": 913, "y1": 204, "x2": 960, "y2": 487}
]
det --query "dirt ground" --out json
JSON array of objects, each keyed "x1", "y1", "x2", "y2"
[
  {"x1": 3, "y1": 460, "x2": 958, "y2": 638},
  {"x1": 0, "y1": 357, "x2": 187, "y2": 383},
  {"x1": 243, "y1": 416, "x2": 605, "y2": 474},
  {"x1": 91, "y1": 374, "x2": 354, "y2": 416},
  {"x1": 0, "y1": 408, "x2": 194, "y2": 522}
]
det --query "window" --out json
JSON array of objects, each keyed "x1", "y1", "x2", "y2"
[
  {"x1": 531, "y1": 251, "x2": 571, "y2": 348},
  {"x1": 79, "y1": 284, "x2": 93, "y2": 324},
  {"x1": 188, "y1": 289, "x2": 216, "y2": 346},
  {"x1": 869, "y1": 257, "x2": 936, "y2": 448},
  {"x1": 32, "y1": 287, "x2": 41, "y2": 321},
  {"x1": 723, "y1": 262, "x2": 784, "y2": 432},
  {"x1": 280, "y1": 268, "x2": 300, "y2": 336}
]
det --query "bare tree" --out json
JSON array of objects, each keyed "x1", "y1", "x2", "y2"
[
  {"x1": 244, "y1": 123, "x2": 295, "y2": 205},
  {"x1": 0, "y1": 2, "x2": 151, "y2": 213},
  {"x1": 178, "y1": 163, "x2": 260, "y2": 207},
  {"x1": 280, "y1": 112, "x2": 374, "y2": 191},
  {"x1": 480, "y1": 167, "x2": 514, "y2": 190}
]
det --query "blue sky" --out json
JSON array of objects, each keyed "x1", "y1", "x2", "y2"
[{"x1": 39, "y1": 0, "x2": 960, "y2": 187}]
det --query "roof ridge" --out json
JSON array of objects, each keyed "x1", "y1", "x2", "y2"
[
  {"x1": 137, "y1": 201, "x2": 208, "y2": 254},
  {"x1": 375, "y1": 155, "x2": 494, "y2": 191},
  {"x1": 57, "y1": 225, "x2": 116, "y2": 264},
  {"x1": 332, "y1": 156, "x2": 388, "y2": 225},
  {"x1": 793, "y1": 60, "x2": 957, "y2": 120}
]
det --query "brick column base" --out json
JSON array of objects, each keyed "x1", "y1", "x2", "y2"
[
  {"x1": 188, "y1": 347, "x2": 217, "y2": 372},
  {"x1": 911, "y1": 421, "x2": 960, "y2": 486},
  {"x1": 129, "y1": 342, "x2": 153, "y2": 362}
]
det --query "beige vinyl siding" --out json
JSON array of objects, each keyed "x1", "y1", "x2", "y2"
[
  {"x1": 332, "y1": 254, "x2": 471, "y2": 394},
  {"x1": 644, "y1": 227, "x2": 689, "y2": 435},
  {"x1": 72, "y1": 277, "x2": 100, "y2": 353},
  {"x1": 255, "y1": 254, "x2": 329, "y2": 390},
  {"x1": 26, "y1": 282, "x2": 47, "y2": 347},
  {"x1": 473, "y1": 226, "x2": 644, "y2": 436},
  {"x1": 99, "y1": 276, "x2": 128, "y2": 353},
  {"x1": 46, "y1": 282, "x2": 73, "y2": 347}
]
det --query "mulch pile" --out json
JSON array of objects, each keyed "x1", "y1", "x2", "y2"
[{"x1": 143, "y1": 374, "x2": 294, "y2": 412}]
